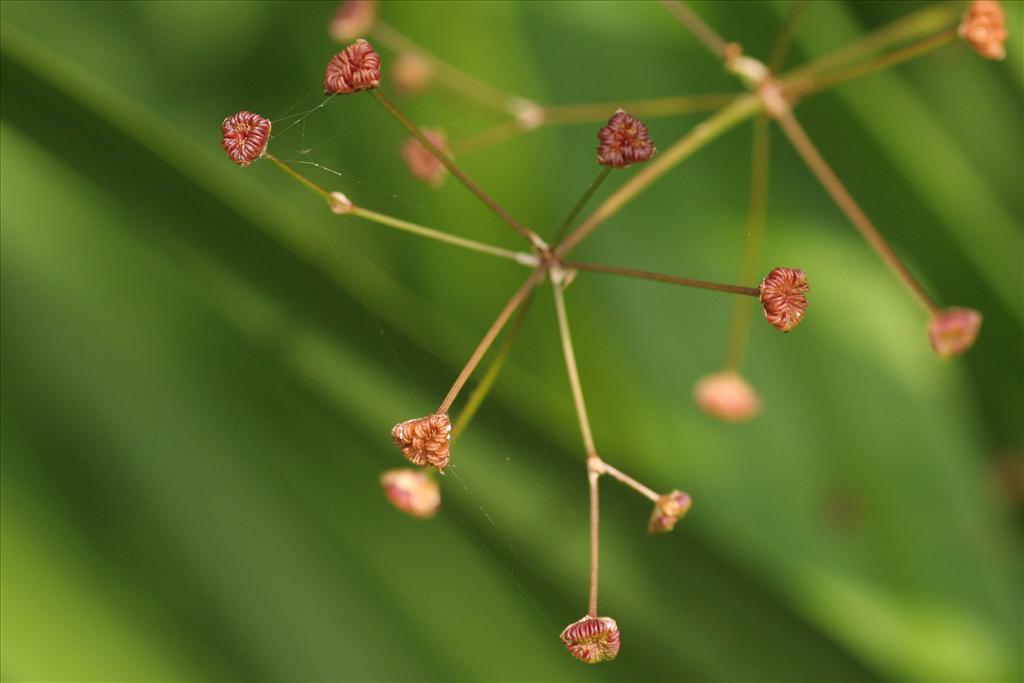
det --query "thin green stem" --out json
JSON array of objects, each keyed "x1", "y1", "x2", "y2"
[
  {"x1": 783, "y1": 29, "x2": 958, "y2": 101},
  {"x1": 561, "y1": 259, "x2": 761, "y2": 298},
  {"x1": 541, "y1": 93, "x2": 737, "y2": 124},
  {"x1": 371, "y1": 89, "x2": 547, "y2": 250},
  {"x1": 555, "y1": 94, "x2": 762, "y2": 258},
  {"x1": 437, "y1": 266, "x2": 549, "y2": 415},
  {"x1": 553, "y1": 167, "x2": 612, "y2": 245},
  {"x1": 265, "y1": 153, "x2": 332, "y2": 202},
  {"x1": 661, "y1": 0, "x2": 729, "y2": 59},
  {"x1": 723, "y1": 113, "x2": 770, "y2": 370},
  {"x1": 551, "y1": 270, "x2": 597, "y2": 456},
  {"x1": 595, "y1": 460, "x2": 660, "y2": 502},
  {"x1": 774, "y1": 108, "x2": 938, "y2": 314},
  {"x1": 450, "y1": 291, "x2": 535, "y2": 440},
  {"x1": 351, "y1": 207, "x2": 538, "y2": 266},
  {"x1": 769, "y1": 0, "x2": 811, "y2": 73}
]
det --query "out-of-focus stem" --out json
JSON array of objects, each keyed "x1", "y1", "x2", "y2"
[
  {"x1": 660, "y1": 0, "x2": 729, "y2": 59},
  {"x1": 594, "y1": 459, "x2": 660, "y2": 502},
  {"x1": 769, "y1": 0, "x2": 811, "y2": 72},
  {"x1": 437, "y1": 266, "x2": 549, "y2": 415},
  {"x1": 542, "y1": 93, "x2": 737, "y2": 124},
  {"x1": 774, "y1": 109, "x2": 938, "y2": 314},
  {"x1": 723, "y1": 113, "x2": 770, "y2": 370}
]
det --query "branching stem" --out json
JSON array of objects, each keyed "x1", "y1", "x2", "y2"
[{"x1": 593, "y1": 459, "x2": 660, "y2": 502}]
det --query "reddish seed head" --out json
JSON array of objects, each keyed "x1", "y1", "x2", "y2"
[
  {"x1": 959, "y1": 0, "x2": 1007, "y2": 60},
  {"x1": 329, "y1": 0, "x2": 377, "y2": 42},
  {"x1": 392, "y1": 413, "x2": 451, "y2": 471},
  {"x1": 402, "y1": 129, "x2": 450, "y2": 187},
  {"x1": 324, "y1": 39, "x2": 382, "y2": 95},
  {"x1": 760, "y1": 267, "x2": 809, "y2": 332},
  {"x1": 647, "y1": 490, "x2": 692, "y2": 534},
  {"x1": 380, "y1": 468, "x2": 441, "y2": 518},
  {"x1": 560, "y1": 616, "x2": 621, "y2": 664},
  {"x1": 221, "y1": 111, "x2": 271, "y2": 166},
  {"x1": 597, "y1": 110, "x2": 655, "y2": 168},
  {"x1": 694, "y1": 371, "x2": 761, "y2": 423},
  {"x1": 929, "y1": 307, "x2": 982, "y2": 358}
]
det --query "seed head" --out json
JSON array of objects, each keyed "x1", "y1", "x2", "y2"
[
  {"x1": 694, "y1": 371, "x2": 760, "y2": 422},
  {"x1": 380, "y1": 468, "x2": 441, "y2": 519},
  {"x1": 402, "y1": 129, "x2": 450, "y2": 187},
  {"x1": 929, "y1": 307, "x2": 982, "y2": 358},
  {"x1": 393, "y1": 52, "x2": 434, "y2": 97},
  {"x1": 560, "y1": 616, "x2": 620, "y2": 664},
  {"x1": 392, "y1": 413, "x2": 451, "y2": 471},
  {"x1": 760, "y1": 267, "x2": 809, "y2": 332},
  {"x1": 959, "y1": 0, "x2": 1007, "y2": 61},
  {"x1": 647, "y1": 490, "x2": 692, "y2": 534},
  {"x1": 329, "y1": 0, "x2": 377, "y2": 42},
  {"x1": 324, "y1": 39, "x2": 382, "y2": 95},
  {"x1": 221, "y1": 111, "x2": 271, "y2": 166},
  {"x1": 597, "y1": 110, "x2": 655, "y2": 168}
]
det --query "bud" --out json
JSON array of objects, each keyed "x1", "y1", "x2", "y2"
[
  {"x1": 328, "y1": 191, "x2": 354, "y2": 214},
  {"x1": 391, "y1": 413, "x2": 451, "y2": 471},
  {"x1": 329, "y1": 0, "x2": 377, "y2": 42},
  {"x1": 401, "y1": 128, "x2": 450, "y2": 187},
  {"x1": 959, "y1": 0, "x2": 1007, "y2": 61},
  {"x1": 760, "y1": 267, "x2": 808, "y2": 332},
  {"x1": 694, "y1": 371, "x2": 760, "y2": 422},
  {"x1": 513, "y1": 99, "x2": 546, "y2": 131},
  {"x1": 559, "y1": 616, "x2": 620, "y2": 664},
  {"x1": 928, "y1": 307, "x2": 982, "y2": 358},
  {"x1": 221, "y1": 111, "x2": 271, "y2": 166},
  {"x1": 324, "y1": 39, "x2": 382, "y2": 95},
  {"x1": 597, "y1": 110, "x2": 655, "y2": 168},
  {"x1": 392, "y1": 52, "x2": 434, "y2": 97},
  {"x1": 647, "y1": 490, "x2": 692, "y2": 534},
  {"x1": 380, "y1": 468, "x2": 441, "y2": 518}
]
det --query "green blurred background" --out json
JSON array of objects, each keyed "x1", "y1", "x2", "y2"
[{"x1": 2, "y1": 1, "x2": 1021, "y2": 680}]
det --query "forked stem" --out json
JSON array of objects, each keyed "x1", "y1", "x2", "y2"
[
  {"x1": 371, "y1": 89, "x2": 548, "y2": 251},
  {"x1": 774, "y1": 108, "x2": 938, "y2": 314},
  {"x1": 437, "y1": 266, "x2": 549, "y2": 415},
  {"x1": 562, "y1": 260, "x2": 761, "y2": 297},
  {"x1": 593, "y1": 459, "x2": 660, "y2": 502}
]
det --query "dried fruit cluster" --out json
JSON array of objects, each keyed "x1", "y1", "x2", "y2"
[{"x1": 221, "y1": 0, "x2": 1000, "y2": 664}]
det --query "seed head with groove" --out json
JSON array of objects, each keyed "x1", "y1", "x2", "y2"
[
  {"x1": 560, "y1": 616, "x2": 621, "y2": 664},
  {"x1": 220, "y1": 111, "x2": 271, "y2": 166},
  {"x1": 324, "y1": 39, "x2": 382, "y2": 95},
  {"x1": 392, "y1": 413, "x2": 451, "y2": 471},
  {"x1": 597, "y1": 110, "x2": 656, "y2": 168},
  {"x1": 760, "y1": 267, "x2": 809, "y2": 333}
]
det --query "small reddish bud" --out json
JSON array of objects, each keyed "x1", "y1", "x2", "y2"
[
  {"x1": 329, "y1": 0, "x2": 377, "y2": 42},
  {"x1": 959, "y1": 0, "x2": 1007, "y2": 60},
  {"x1": 402, "y1": 129, "x2": 450, "y2": 187},
  {"x1": 328, "y1": 191, "x2": 354, "y2": 214},
  {"x1": 392, "y1": 413, "x2": 451, "y2": 471},
  {"x1": 929, "y1": 307, "x2": 982, "y2": 358},
  {"x1": 221, "y1": 111, "x2": 271, "y2": 166},
  {"x1": 392, "y1": 52, "x2": 434, "y2": 97},
  {"x1": 694, "y1": 371, "x2": 761, "y2": 422},
  {"x1": 760, "y1": 267, "x2": 809, "y2": 332},
  {"x1": 597, "y1": 110, "x2": 655, "y2": 168},
  {"x1": 324, "y1": 39, "x2": 382, "y2": 95},
  {"x1": 560, "y1": 616, "x2": 620, "y2": 664},
  {"x1": 647, "y1": 490, "x2": 692, "y2": 534},
  {"x1": 380, "y1": 468, "x2": 440, "y2": 518}
]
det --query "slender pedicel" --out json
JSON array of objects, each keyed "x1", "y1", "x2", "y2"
[
  {"x1": 553, "y1": 167, "x2": 611, "y2": 245},
  {"x1": 660, "y1": 0, "x2": 729, "y2": 59},
  {"x1": 562, "y1": 260, "x2": 761, "y2": 297}
]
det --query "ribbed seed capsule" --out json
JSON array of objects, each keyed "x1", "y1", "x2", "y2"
[
  {"x1": 560, "y1": 616, "x2": 621, "y2": 664},
  {"x1": 959, "y1": 0, "x2": 1007, "y2": 61},
  {"x1": 391, "y1": 413, "x2": 451, "y2": 471},
  {"x1": 647, "y1": 490, "x2": 692, "y2": 534},
  {"x1": 221, "y1": 111, "x2": 271, "y2": 166},
  {"x1": 324, "y1": 39, "x2": 382, "y2": 95},
  {"x1": 760, "y1": 267, "x2": 809, "y2": 332},
  {"x1": 597, "y1": 110, "x2": 656, "y2": 168}
]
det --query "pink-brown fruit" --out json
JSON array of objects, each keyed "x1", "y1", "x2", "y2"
[
  {"x1": 929, "y1": 307, "x2": 982, "y2": 358},
  {"x1": 393, "y1": 52, "x2": 434, "y2": 97},
  {"x1": 694, "y1": 371, "x2": 761, "y2": 423},
  {"x1": 221, "y1": 111, "x2": 271, "y2": 166},
  {"x1": 597, "y1": 110, "x2": 655, "y2": 168},
  {"x1": 402, "y1": 129, "x2": 450, "y2": 187},
  {"x1": 559, "y1": 616, "x2": 621, "y2": 664},
  {"x1": 324, "y1": 39, "x2": 382, "y2": 95},
  {"x1": 380, "y1": 468, "x2": 440, "y2": 519},
  {"x1": 760, "y1": 267, "x2": 809, "y2": 332},
  {"x1": 647, "y1": 490, "x2": 693, "y2": 534},
  {"x1": 392, "y1": 413, "x2": 451, "y2": 471},
  {"x1": 959, "y1": 0, "x2": 1008, "y2": 60},
  {"x1": 329, "y1": 0, "x2": 377, "y2": 42}
]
